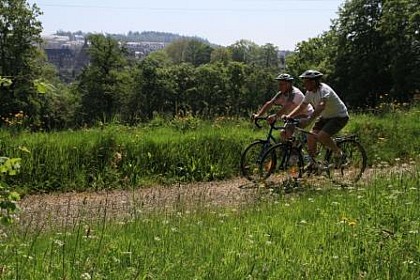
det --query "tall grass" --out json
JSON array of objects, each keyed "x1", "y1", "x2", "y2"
[
  {"x1": 1, "y1": 167, "x2": 418, "y2": 279},
  {"x1": 346, "y1": 106, "x2": 420, "y2": 165},
  {"x1": 0, "y1": 106, "x2": 418, "y2": 193}
]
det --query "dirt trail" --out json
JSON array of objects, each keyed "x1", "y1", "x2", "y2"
[
  {"x1": 18, "y1": 177, "x2": 261, "y2": 228},
  {"x1": 17, "y1": 165, "x2": 415, "y2": 229}
]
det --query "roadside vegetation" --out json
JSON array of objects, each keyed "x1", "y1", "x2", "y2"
[{"x1": 0, "y1": 104, "x2": 417, "y2": 193}]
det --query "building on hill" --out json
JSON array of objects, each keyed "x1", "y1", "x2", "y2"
[
  {"x1": 124, "y1": 41, "x2": 167, "y2": 58},
  {"x1": 44, "y1": 40, "x2": 90, "y2": 83},
  {"x1": 42, "y1": 34, "x2": 167, "y2": 82}
]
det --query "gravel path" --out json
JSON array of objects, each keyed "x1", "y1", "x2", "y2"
[
  {"x1": 17, "y1": 164, "x2": 416, "y2": 230},
  {"x1": 18, "y1": 177, "x2": 263, "y2": 229}
]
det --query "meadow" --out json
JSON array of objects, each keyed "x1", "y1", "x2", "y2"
[
  {"x1": 0, "y1": 105, "x2": 418, "y2": 193},
  {"x1": 0, "y1": 105, "x2": 418, "y2": 279},
  {"x1": 0, "y1": 165, "x2": 418, "y2": 279}
]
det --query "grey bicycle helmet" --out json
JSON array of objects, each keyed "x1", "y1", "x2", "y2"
[
  {"x1": 275, "y1": 73, "x2": 294, "y2": 81},
  {"x1": 299, "y1": 70, "x2": 323, "y2": 79}
]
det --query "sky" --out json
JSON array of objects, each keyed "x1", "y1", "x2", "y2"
[{"x1": 27, "y1": 0, "x2": 346, "y2": 50}]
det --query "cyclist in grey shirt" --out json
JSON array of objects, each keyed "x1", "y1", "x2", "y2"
[{"x1": 285, "y1": 70, "x2": 349, "y2": 168}]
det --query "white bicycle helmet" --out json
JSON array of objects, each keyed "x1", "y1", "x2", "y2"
[
  {"x1": 275, "y1": 73, "x2": 294, "y2": 81},
  {"x1": 299, "y1": 70, "x2": 323, "y2": 79}
]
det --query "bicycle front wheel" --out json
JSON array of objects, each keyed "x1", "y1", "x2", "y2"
[
  {"x1": 260, "y1": 143, "x2": 303, "y2": 184},
  {"x1": 240, "y1": 140, "x2": 276, "y2": 182},
  {"x1": 328, "y1": 139, "x2": 367, "y2": 185}
]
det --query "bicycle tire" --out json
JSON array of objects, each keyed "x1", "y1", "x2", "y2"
[
  {"x1": 260, "y1": 143, "x2": 304, "y2": 183},
  {"x1": 328, "y1": 139, "x2": 367, "y2": 185},
  {"x1": 240, "y1": 140, "x2": 276, "y2": 182}
]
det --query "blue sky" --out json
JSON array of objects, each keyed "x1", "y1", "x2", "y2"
[{"x1": 28, "y1": 0, "x2": 345, "y2": 50}]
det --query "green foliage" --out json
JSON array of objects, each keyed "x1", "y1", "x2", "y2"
[
  {"x1": 379, "y1": 0, "x2": 420, "y2": 99},
  {"x1": 33, "y1": 79, "x2": 56, "y2": 94},
  {"x1": 0, "y1": 157, "x2": 21, "y2": 225},
  {"x1": 210, "y1": 47, "x2": 232, "y2": 65},
  {"x1": 128, "y1": 54, "x2": 176, "y2": 121},
  {"x1": 0, "y1": 0, "x2": 45, "y2": 128},
  {"x1": 76, "y1": 34, "x2": 133, "y2": 125},
  {"x1": 0, "y1": 106, "x2": 418, "y2": 193},
  {"x1": 286, "y1": 32, "x2": 337, "y2": 87},
  {"x1": 0, "y1": 76, "x2": 12, "y2": 87},
  {"x1": 165, "y1": 38, "x2": 213, "y2": 66}
]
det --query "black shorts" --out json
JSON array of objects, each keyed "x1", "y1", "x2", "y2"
[{"x1": 313, "y1": 116, "x2": 349, "y2": 136}]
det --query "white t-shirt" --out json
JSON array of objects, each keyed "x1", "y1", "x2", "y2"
[
  {"x1": 271, "y1": 86, "x2": 314, "y2": 116},
  {"x1": 303, "y1": 83, "x2": 348, "y2": 118}
]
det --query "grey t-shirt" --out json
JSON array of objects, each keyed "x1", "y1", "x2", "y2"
[{"x1": 303, "y1": 83, "x2": 348, "y2": 118}]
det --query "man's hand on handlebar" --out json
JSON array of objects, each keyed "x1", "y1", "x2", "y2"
[
  {"x1": 267, "y1": 114, "x2": 277, "y2": 124},
  {"x1": 281, "y1": 114, "x2": 290, "y2": 121},
  {"x1": 251, "y1": 113, "x2": 259, "y2": 121}
]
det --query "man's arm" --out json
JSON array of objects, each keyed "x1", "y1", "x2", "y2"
[
  {"x1": 286, "y1": 101, "x2": 307, "y2": 118},
  {"x1": 256, "y1": 100, "x2": 273, "y2": 116},
  {"x1": 307, "y1": 98, "x2": 327, "y2": 122},
  {"x1": 253, "y1": 99, "x2": 275, "y2": 119}
]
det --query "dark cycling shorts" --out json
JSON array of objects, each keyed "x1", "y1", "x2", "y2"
[{"x1": 313, "y1": 116, "x2": 349, "y2": 136}]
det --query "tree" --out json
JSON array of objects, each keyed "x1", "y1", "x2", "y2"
[
  {"x1": 165, "y1": 38, "x2": 213, "y2": 66},
  {"x1": 228, "y1": 40, "x2": 259, "y2": 64},
  {"x1": 0, "y1": 0, "x2": 44, "y2": 126},
  {"x1": 76, "y1": 34, "x2": 133, "y2": 124},
  {"x1": 165, "y1": 39, "x2": 189, "y2": 64},
  {"x1": 167, "y1": 63, "x2": 197, "y2": 116},
  {"x1": 258, "y1": 43, "x2": 281, "y2": 69},
  {"x1": 182, "y1": 39, "x2": 213, "y2": 66},
  {"x1": 195, "y1": 63, "x2": 227, "y2": 117},
  {"x1": 210, "y1": 47, "x2": 232, "y2": 65},
  {"x1": 225, "y1": 62, "x2": 248, "y2": 116},
  {"x1": 286, "y1": 32, "x2": 336, "y2": 85},
  {"x1": 332, "y1": 0, "x2": 390, "y2": 107},
  {"x1": 379, "y1": 0, "x2": 420, "y2": 102},
  {"x1": 129, "y1": 54, "x2": 174, "y2": 121},
  {"x1": 243, "y1": 67, "x2": 278, "y2": 115}
]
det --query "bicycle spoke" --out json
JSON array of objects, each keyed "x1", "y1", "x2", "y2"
[
  {"x1": 240, "y1": 141, "x2": 275, "y2": 182},
  {"x1": 329, "y1": 139, "x2": 367, "y2": 185},
  {"x1": 260, "y1": 144, "x2": 304, "y2": 188}
]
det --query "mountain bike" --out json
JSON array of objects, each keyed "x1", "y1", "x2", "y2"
[
  {"x1": 240, "y1": 117, "x2": 284, "y2": 182},
  {"x1": 259, "y1": 118, "x2": 368, "y2": 187}
]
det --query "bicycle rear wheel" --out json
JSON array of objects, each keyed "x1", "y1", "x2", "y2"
[
  {"x1": 260, "y1": 143, "x2": 303, "y2": 184},
  {"x1": 328, "y1": 139, "x2": 367, "y2": 185},
  {"x1": 240, "y1": 140, "x2": 276, "y2": 182}
]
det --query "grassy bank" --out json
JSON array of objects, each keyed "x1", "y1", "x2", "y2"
[
  {"x1": 1, "y1": 166, "x2": 418, "y2": 279},
  {"x1": 0, "y1": 107, "x2": 418, "y2": 193}
]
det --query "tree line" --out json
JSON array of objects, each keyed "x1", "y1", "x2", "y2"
[{"x1": 0, "y1": 0, "x2": 418, "y2": 131}]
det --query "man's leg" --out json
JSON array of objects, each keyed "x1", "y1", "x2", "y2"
[
  {"x1": 318, "y1": 116, "x2": 349, "y2": 167},
  {"x1": 317, "y1": 117, "x2": 349, "y2": 156},
  {"x1": 317, "y1": 130, "x2": 341, "y2": 154},
  {"x1": 307, "y1": 130, "x2": 318, "y2": 159}
]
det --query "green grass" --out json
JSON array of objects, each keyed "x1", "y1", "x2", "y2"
[
  {"x1": 0, "y1": 105, "x2": 418, "y2": 193},
  {"x1": 1, "y1": 167, "x2": 418, "y2": 279},
  {"x1": 346, "y1": 106, "x2": 420, "y2": 165}
]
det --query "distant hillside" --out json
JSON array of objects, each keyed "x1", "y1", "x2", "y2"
[{"x1": 55, "y1": 30, "x2": 211, "y2": 44}]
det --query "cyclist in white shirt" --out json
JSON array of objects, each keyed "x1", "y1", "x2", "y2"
[
  {"x1": 253, "y1": 73, "x2": 314, "y2": 139},
  {"x1": 285, "y1": 70, "x2": 349, "y2": 168}
]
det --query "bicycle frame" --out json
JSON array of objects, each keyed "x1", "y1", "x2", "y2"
[{"x1": 254, "y1": 116, "x2": 283, "y2": 144}]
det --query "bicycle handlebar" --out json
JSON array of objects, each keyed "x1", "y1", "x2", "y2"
[
  {"x1": 253, "y1": 116, "x2": 267, "y2": 129},
  {"x1": 253, "y1": 116, "x2": 289, "y2": 130}
]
